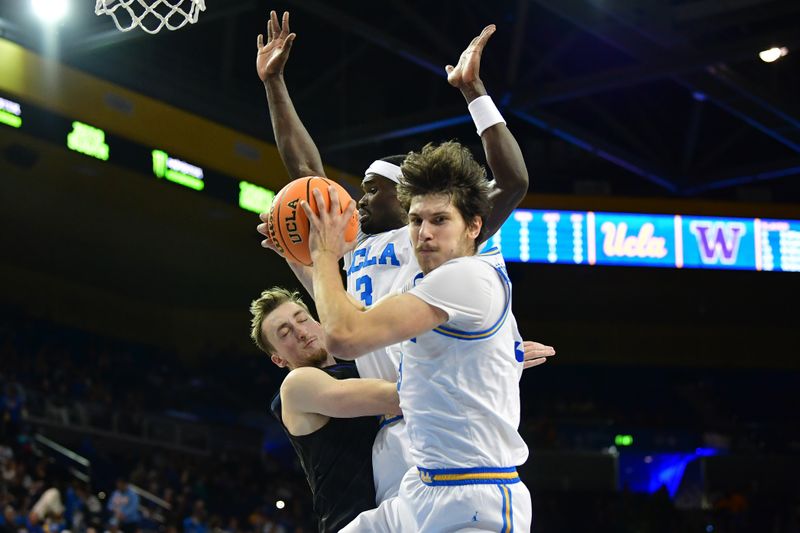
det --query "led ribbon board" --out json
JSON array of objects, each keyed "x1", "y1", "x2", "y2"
[
  {"x1": 152, "y1": 150, "x2": 204, "y2": 191},
  {"x1": 0, "y1": 96, "x2": 22, "y2": 128},
  {"x1": 3, "y1": 91, "x2": 279, "y2": 213},
  {"x1": 239, "y1": 181, "x2": 276, "y2": 214},
  {"x1": 5, "y1": 90, "x2": 795, "y2": 269},
  {"x1": 488, "y1": 210, "x2": 800, "y2": 272},
  {"x1": 0, "y1": 95, "x2": 282, "y2": 213},
  {"x1": 67, "y1": 121, "x2": 109, "y2": 160}
]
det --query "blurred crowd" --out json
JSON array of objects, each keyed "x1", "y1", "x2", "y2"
[
  {"x1": 0, "y1": 417, "x2": 314, "y2": 532},
  {"x1": 2, "y1": 308, "x2": 799, "y2": 532}
]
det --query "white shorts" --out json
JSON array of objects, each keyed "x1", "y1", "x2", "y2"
[
  {"x1": 338, "y1": 487, "x2": 412, "y2": 533},
  {"x1": 341, "y1": 466, "x2": 532, "y2": 532},
  {"x1": 371, "y1": 416, "x2": 414, "y2": 504}
]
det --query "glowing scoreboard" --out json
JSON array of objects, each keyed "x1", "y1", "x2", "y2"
[{"x1": 488, "y1": 210, "x2": 800, "y2": 272}]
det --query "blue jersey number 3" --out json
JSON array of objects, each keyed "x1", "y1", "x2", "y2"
[{"x1": 355, "y1": 275, "x2": 373, "y2": 306}]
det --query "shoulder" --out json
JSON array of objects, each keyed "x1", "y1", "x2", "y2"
[
  {"x1": 383, "y1": 226, "x2": 409, "y2": 241},
  {"x1": 421, "y1": 256, "x2": 498, "y2": 284},
  {"x1": 411, "y1": 257, "x2": 503, "y2": 314},
  {"x1": 363, "y1": 227, "x2": 409, "y2": 247},
  {"x1": 279, "y1": 368, "x2": 328, "y2": 416},
  {"x1": 280, "y1": 367, "x2": 330, "y2": 394}
]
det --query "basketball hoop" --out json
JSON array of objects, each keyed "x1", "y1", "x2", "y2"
[{"x1": 95, "y1": 0, "x2": 206, "y2": 34}]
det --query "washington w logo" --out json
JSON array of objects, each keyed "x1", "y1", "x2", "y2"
[{"x1": 689, "y1": 221, "x2": 747, "y2": 265}]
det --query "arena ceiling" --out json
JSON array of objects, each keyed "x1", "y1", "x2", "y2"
[
  {"x1": 2, "y1": 1, "x2": 800, "y2": 366},
  {"x1": 2, "y1": 0, "x2": 800, "y2": 203}
]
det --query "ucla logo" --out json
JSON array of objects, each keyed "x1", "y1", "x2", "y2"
[
  {"x1": 600, "y1": 222, "x2": 668, "y2": 259},
  {"x1": 347, "y1": 243, "x2": 400, "y2": 275},
  {"x1": 285, "y1": 199, "x2": 302, "y2": 244},
  {"x1": 689, "y1": 221, "x2": 746, "y2": 265}
]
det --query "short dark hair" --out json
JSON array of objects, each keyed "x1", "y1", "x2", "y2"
[
  {"x1": 379, "y1": 154, "x2": 406, "y2": 166},
  {"x1": 397, "y1": 141, "x2": 491, "y2": 245}
]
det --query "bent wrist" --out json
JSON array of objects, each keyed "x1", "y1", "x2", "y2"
[
  {"x1": 263, "y1": 73, "x2": 285, "y2": 85},
  {"x1": 310, "y1": 248, "x2": 339, "y2": 263},
  {"x1": 459, "y1": 81, "x2": 487, "y2": 103}
]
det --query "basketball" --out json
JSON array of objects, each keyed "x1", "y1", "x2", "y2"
[{"x1": 267, "y1": 176, "x2": 359, "y2": 266}]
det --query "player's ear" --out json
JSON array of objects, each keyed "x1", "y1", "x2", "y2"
[
  {"x1": 466, "y1": 215, "x2": 482, "y2": 240},
  {"x1": 270, "y1": 353, "x2": 289, "y2": 368}
]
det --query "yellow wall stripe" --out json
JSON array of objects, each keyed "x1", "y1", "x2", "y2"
[{"x1": 0, "y1": 38, "x2": 356, "y2": 191}]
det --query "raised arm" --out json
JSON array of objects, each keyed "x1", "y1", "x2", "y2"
[
  {"x1": 446, "y1": 25, "x2": 529, "y2": 240},
  {"x1": 256, "y1": 11, "x2": 325, "y2": 179},
  {"x1": 254, "y1": 13, "x2": 323, "y2": 298}
]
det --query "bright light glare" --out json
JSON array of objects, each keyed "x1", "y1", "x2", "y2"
[
  {"x1": 31, "y1": 0, "x2": 69, "y2": 24},
  {"x1": 759, "y1": 46, "x2": 788, "y2": 63},
  {"x1": 275, "y1": 500, "x2": 285, "y2": 510}
]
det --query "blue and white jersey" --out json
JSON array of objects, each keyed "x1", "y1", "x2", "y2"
[
  {"x1": 343, "y1": 228, "x2": 420, "y2": 381},
  {"x1": 399, "y1": 248, "x2": 528, "y2": 469}
]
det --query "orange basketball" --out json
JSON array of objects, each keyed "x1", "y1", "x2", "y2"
[{"x1": 267, "y1": 176, "x2": 359, "y2": 266}]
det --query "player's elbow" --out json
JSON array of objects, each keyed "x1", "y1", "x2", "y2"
[
  {"x1": 298, "y1": 163, "x2": 325, "y2": 179},
  {"x1": 508, "y1": 171, "x2": 529, "y2": 198}
]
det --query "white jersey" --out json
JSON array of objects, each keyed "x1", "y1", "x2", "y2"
[
  {"x1": 343, "y1": 228, "x2": 419, "y2": 381},
  {"x1": 400, "y1": 248, "x2": 529, "y2": 469}
]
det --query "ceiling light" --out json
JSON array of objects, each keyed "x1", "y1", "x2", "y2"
[
  {"x1": 759, "y1": 46, "x2": 788, "y2": 63},
  {"x1": 31, "y1": 0, "x2": 69, "y2": 24}
]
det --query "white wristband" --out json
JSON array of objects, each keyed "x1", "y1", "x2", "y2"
[{"x1": 468, "y1": 95, "x2": 506, "y2": 136}]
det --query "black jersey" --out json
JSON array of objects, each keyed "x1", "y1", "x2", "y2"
[{"x1": 270, "y1": 363, "x2": 379, "y2": 533}]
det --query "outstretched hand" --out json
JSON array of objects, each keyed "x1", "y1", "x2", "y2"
[
  {"x1": 522, "y1": 341, "x2": 556, "y2": 370},
  {"x1": 301, "y1": 187, "x2": 358, "y2": 263},
  {"x1": 256, "y1": 10, "x2": 296, "y2": 81},
  {"x1": 445, "y1": 24, "x2": 495, "y2": 91}
]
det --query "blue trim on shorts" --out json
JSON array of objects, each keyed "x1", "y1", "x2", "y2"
[
  {"x1": 499, "y1": 485, "x2": 508, "y2": 533},
  {"x1": 499, "y1": 484, "x2": 515, "y2": 532},
  {"x1": 417, "y1": 466, "x2": 520, "y2": 486},
  {"x1": 508, "y1": 484, "x2": 514, "y2": 532}
]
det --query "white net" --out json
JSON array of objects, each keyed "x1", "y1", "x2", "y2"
[{"x1": 95, "y1": 0, "x2": 206, "y2": 34}]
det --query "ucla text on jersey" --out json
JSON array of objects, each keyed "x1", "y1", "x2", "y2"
[{"x1": 346, "y1": 243, "x2": 400, "y2": 276}]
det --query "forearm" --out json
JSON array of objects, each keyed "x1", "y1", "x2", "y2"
[
  {"x1": 324, "y1": 378, "x2": 400, "y2": 418},
  {"x1": 264, "y1": 75, "x2": 325, "y2": 179},
  {"x1": 311, "y1": 251, "x2": 363, "y2": 359},
  {"x1": 482, "y1": 124, "x2": 528, "y2": 206},
  {"x1": 462, "y1": 84, "x2": 528, "y2": 238},
  {"x1": 286, "y1": 261, "x2": 315, "y2": 299}
]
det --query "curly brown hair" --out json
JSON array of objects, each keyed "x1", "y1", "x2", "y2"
[{"x1": 397, "y1": 141, "x2": 491, "y2": 247}]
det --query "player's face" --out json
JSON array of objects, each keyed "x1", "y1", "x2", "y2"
[
  {"x1": 408, "y1": 193, "x2": 482, "y2": 274},
  {"x1": 358, "y1": 174, "x2": 407, "y2": 234},
  {"x1": 263, "y1": 302, "x2": 330, "y2": 370}
]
